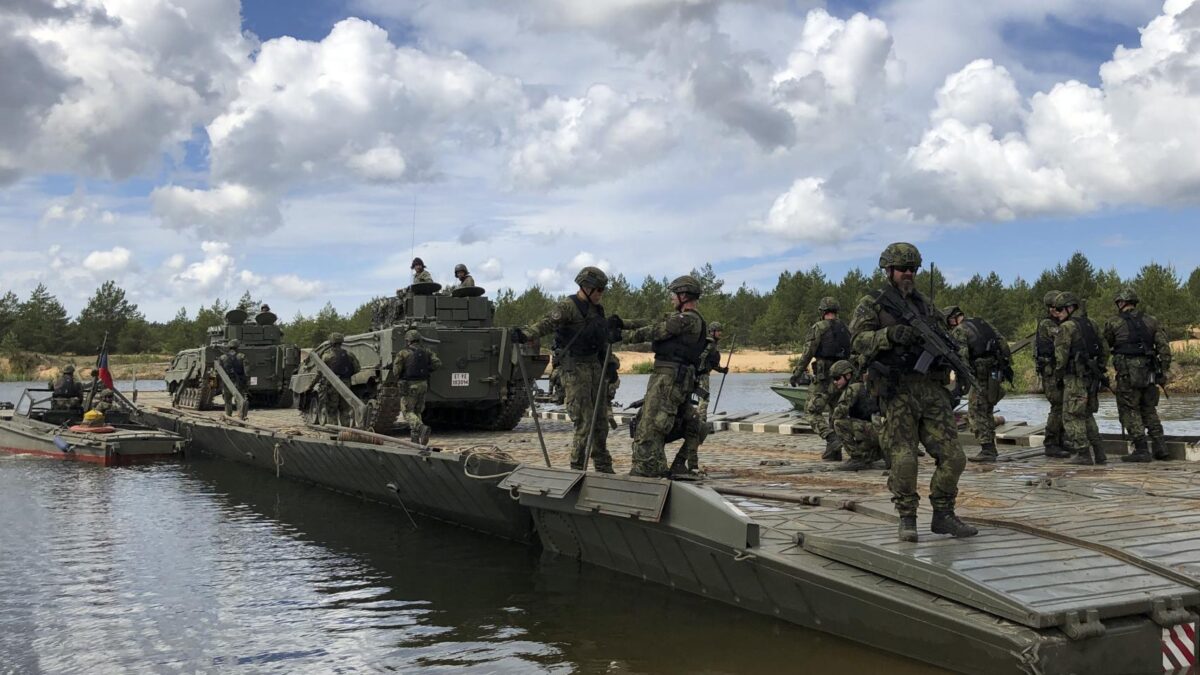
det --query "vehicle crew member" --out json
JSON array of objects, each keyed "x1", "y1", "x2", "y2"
[
  {"x1": 392, "y1": 329, "x2": 441, "y2": 446},
  {"x1": 1104, "y1": 288, "x2": 1172, "y2": 462},
  {"x1": 1036, "y1": 290, "x2": 1069, "y2": 458},
  {"x1": 453, "y1": 264, "x2": 475, "y2": 288},
  {"x1": 791, "y1": 297, "x2": 851, "y2": 461},
  {"x1": 411, "y1": 257, "x2": 433, "y2": 284},
  {"x1": 1052, "y1": 292, "x2": 1110, "y2": 465},
  {"x1": 514, "y1": 267, "x2": 633, "y2": 473},
  {"x1": 50, "y1": 364, "x2": 83, "y2": 411},
  {"x1": 219, "y1": 340, "x2": 248, "y2": 417},
  {"x1": 831, "y1": 361, "x2": 886, "y2": 471},
  {"x1": 677, "y1": 321, "x2": 729, "y2": 476},
  {"x1": 322, "y1": 332, "x2": 360, "y2": 425},
  {"x1": 626, "y1": 275, "x2": 707, "y2": 478},
  {"x1": 850, "y1": 242, "x2": 976, "y2": 542},
  {"x1": 946, "y1": 306, "x2": 1013, "y2": 463},
  {"x1": 93, "y1": 388, "x2": 116, "y2": 414}
]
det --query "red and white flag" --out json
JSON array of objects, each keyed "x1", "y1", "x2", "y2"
[{"x1": 95, "y1": 347, "x2": 114, "y2": 390}]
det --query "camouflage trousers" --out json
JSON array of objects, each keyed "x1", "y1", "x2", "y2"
[
  {"x1": 1040, "y1": 376, "x2": 1064, "y2": 449},
  {"x1": 563, "y1": 361, "x2": 611, "y2": 472},
  {"x1": 1114, "y1": 383, "x2": 1162, "y2": 445},
  {"x1": 631, "y1": 363, "x2": 699, "y2": 476},
  {"x1": 967, "y1": 367, "x2": 1006, "y2": 446},
  {"x1": 1061, "y1": 374, "x2": 1101, "y2": 452},
  {"x1": 399, "y1": 380, "x2": 429, "y2": 432},
  {"x1": 833, "y1": 417, "x2": 883, "y2": 464},
  {"x1": 679, "y1": 372, "x2": 712, "y2": 471},
  {"x1": 805, "y1": 376, "x2": 834, "y2": 440},
  {"x1": 879, "y1": 376, "x2": 965, "y2": 517},
  {"x1": 222, "y1": 381, "x2": 248, "y2": 416},
  {"x1": 320, "y1": 379, "x2": 353, "y2": 425}
]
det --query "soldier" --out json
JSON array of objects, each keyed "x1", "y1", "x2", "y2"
[
  {"x1": 49, "y1": 364, "x2": 83, "y2": 411},
  {"x1": 832, "y1": 362, "x2": 886, "y2": 471},
  {"x1": 850, "y1": 242, "x2": 977, "y2": 542},
  {"x1": 626, "y1": 275, "x2": 707, "y2": 478},
  {"x1": 453, "y1": 264, "x2": 475, "y2": 288},
  {"x1": 392, "y1": 329, "x2": 441, "y2": 445},
  {"x1": 513, "y1": 266, "x2": 630, "y2": 473},
  {"x1": 322, "y1": 332, "x2": 360, "y2": 425},
  {"x1": 1035, "y1": 290, "x2": 1069, "y2": 458},
  {"x1": 93, "y1": 387, "x2": 116, "y2": 414},
  {"x1": 1052, "y1": 292, "x2": 1110, "y2": 465},
  {"x1": 791, "y1": 297, "x2": 851, "y2": 461},
  {"x1": 675, "y1": 321, "x2": 730, "y2": 476},
  {"x1": 605, "y1": 354, "x2": 621, "y2": 430},
  {"x1": 1105, "y1": 288, "x2": 1172, "y2": 462},
  {"x1": 411, "y1": 257, "x2": 433, "y2": 284},
  {"x1": 945, "y1": 306, "x2": 1013, "y2": 463},
  {"x1": 219, "y1": 340, "x2": 248, "y2": 417}
]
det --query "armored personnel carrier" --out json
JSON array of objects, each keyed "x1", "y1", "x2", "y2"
[
  {"x1": 164, "y1": 308, "x2": 301, "y2": 410},
  {"x1": 290, "y1": 283, "x2": 549, "y2": 433}
]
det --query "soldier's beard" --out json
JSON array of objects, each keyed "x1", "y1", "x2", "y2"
[{"x1": 895, "y1": 278, "x2": 915, "y2": 295}]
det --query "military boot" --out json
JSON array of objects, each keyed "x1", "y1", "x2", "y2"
[
  {"x1": 1043, "y1": 444, "x2": 1071, "y2": 458},
  {"x1": 1151, "y1": 437, "x2": 1171, "y2": 461},
  {"x1": 669, "y1": 455, "x2": 691, "y2": 478},
  {"x1": 821, "y1": 434, "x2": 843, "y2": 461},
  {"x1": 968, "y1": 442, "x2": 998, "y2": 463},
  {"x1": 1091, "y1": 441, "x2": 1107, "y2": 466},
  {"x1": 1067, "y1": 447, "x2": 1094, "y2": 465},
  {"x1": 837, "y1": 457, "x2": 873, "y2": 471},
  {"x1": 224, "y1": 400, "x2": 234, "y2": 416},
  {"x1": 931, "y1": 510, "x2": 979, "y2": 538},
  {"x1": 1121, "y1": 439, "x2": 1151, "y2": 463},
  {"x1": 898, "y1": 516, "x2": 918, "y2": 543}
]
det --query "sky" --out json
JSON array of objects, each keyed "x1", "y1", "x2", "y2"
[{"x1": 2, "y1": 0, "x2": 1199, "y2": 321}]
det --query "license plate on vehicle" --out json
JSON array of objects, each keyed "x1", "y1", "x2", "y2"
[{"x1": 451, "y1": 373, "x2": 469, "y2": 387}]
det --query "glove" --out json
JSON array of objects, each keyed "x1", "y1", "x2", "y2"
[
  {"x1": 1157, "y1": 372, "x2": 1170, "y2": 386},
  {"x1": 789, "y1": 374, "x2": 800, "y2": 387},
  {"x1": 887, "y1": 324, "x2": 920, "y2": 346},
  {"x1": 510, "y1": 327, "x2": 527, "y2": 343},
  {"x1": 715, "y1": 366, "x2": 729, "y2": 375},
  {"x1": 607, "y1": 315, "x2": 625, "y2": 331}
]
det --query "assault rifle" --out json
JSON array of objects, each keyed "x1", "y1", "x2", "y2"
[{"x1": 876, "y1": 286, "x2": 977, "y2": 393}]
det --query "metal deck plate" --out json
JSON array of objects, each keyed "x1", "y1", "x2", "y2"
[
  {"x1": 800, "y1": 525, "x2": 1200, "y2": 631},
  {"x1": 575, "y1": 474, "x2": 670, "y2": 521},
  {"x1": 497, "y1": 465, "x2": 583, "y2": 498}
]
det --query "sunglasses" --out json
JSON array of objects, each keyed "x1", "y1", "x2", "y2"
[{"x1": 892, "y1": 265, "x2": 918, "y2": 273}]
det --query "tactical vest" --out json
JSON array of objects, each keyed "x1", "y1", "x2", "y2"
[
  {"x1": 402, "y1": 347, "x2": 433, "y2": 380},
  {"x1": 53, "y1": 375, "x2": 78, "y2": 398},
  {"x1": 699, "y1": 340, "x2": 722, "y2": 374},
  {"x1": 1111, "y1": 312, "x2": 1155, "y2": 357},
  {"x1": 222, "y1": 353, "x2": 245, "y2": 379},
  {"x1": 962, "y1": 318, "x2": 1001, "y2": 360},
  {"x1": 554, "y1": 296, "x2": 608, "y2": 358},
  {"x1": 814, "y1": 320, "x2": 851, "y2": 360},
  {"x1": 1035, "y1": 321, "x2": 1056, "y2": 365},
  {"x1": 1066, "y1": 316, "x2": 1104, "y2": 376},
  {"x1": 327, "y1": 348, "x2": 355, "y2": 379},
  {"x1": 867, "y1": 288, "x2": 929, "y2": 370},
  {"x1": 653, "y1": 311, "x2": 708, "y2": 367}
]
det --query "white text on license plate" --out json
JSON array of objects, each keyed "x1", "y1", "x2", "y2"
[{"x1": 451, "y1": 373, "x2": 470, "y2": 387}]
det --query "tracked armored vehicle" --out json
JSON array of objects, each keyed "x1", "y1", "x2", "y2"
[
  {"x1": 165, "y1": 309, "x2": 301, "y2": 411},
  {"x1": 290, "y1": 283, "x2": 548, "y2": 433}
]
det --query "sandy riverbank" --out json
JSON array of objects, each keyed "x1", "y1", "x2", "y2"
[{"x1": 613, "y1": 349, "x2": 792, "y2": 374}]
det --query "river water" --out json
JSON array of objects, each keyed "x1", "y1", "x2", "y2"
[{"x1": 0, "y1": 378, "x2": 943, "y2": 674}]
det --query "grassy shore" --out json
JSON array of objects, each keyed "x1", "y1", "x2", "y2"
[{"x1": 0, "y1": 352, "x2": 172, "y2": 382}]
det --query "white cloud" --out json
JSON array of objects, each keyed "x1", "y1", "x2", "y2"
[
  {"x1": 478, "y1": 257, "x2": 503, "y2": 281},
  {"x1": 754, "y1": 178, "x2": 847, "y2": 243},
  {"x1": 269, "y1": 274, "x2": 324, "y2": 300},
  {"x1": 931, "y1": 59, "x2": 1023, "y2": 133},
  {"x1": 82, "y1": 247, "x2": 133, "y2": 275},
  {"x1": 151, "y1": 182, "x2": 280, "y2": 238},
  {"x1": 171, "y1": 241, "x2": 236, "y2": 293}
]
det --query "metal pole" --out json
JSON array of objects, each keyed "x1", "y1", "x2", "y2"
[
  {"x1": 515, "y1": 340, "x2": 552, "y2": 467},
  {"x1": 84, "y1": 331, "x2": 108, "y2": 411},
  {"x1": 581, "y1": 345, "x2": 612, "y2": 472},
  {"x1": 711, "y1": 336, "x2": 736, "y2": 413}
]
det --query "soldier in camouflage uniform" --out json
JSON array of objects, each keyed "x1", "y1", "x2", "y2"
[
  {"x1": 1035, "y1": 290, "x2": 1069, "y2": 458},
  {"x1": 454, "y1": 264, "x2": 475, "y2": 288},
  {"x1": 515, "y1": 267, "x2": 633, "y2": 473},
  {"x1": 676, "y1": 321, "x2": 730, "y2": 475},
  {"x1": 219, "y1": 340, "x2": 248, "y2": 417},
  {"x1": 392, "y1": 329, "x2": 441, "y2": 445},
  {"x1": 791, "y1": 297, "x2": 852, "y2": 460},
  {"x1": 1052, "y1": 292, "x2": 1109, "y2": 465},
  {"x1": 850, "y1": 243, "x2": 977, "y2": 542},
  {"x1": 1105, "y1": 288, "x2": 1172, "y2": 462},
  {"x1": 627, "y1": 275, "x2": 708, "y2": 478},
  {"x1": 831, "y1": 362, "x2": 886, "y2": 471},
  {"x1": 49, "y1": 364, "x2": 83, "y2": 411},
  {"x1": 945, "y1": 306, "x2": 1013, "y2": 463},
  {"x1": 411, "y1": 257, "x2": 433, "y2": 284},
  {"x1": 321, "y1": 332, "x2": 361, "y2": 426},
  {"x1": 605, "y1": 354, "x2": 621, "y2": 430}
]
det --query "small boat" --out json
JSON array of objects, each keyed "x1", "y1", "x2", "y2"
[
  {"x1": 0, "y1": 388, "x2": 187, "y2": 466},
  {"x1": 770, "y1": 384, "x2": 810, "y2": 411}
]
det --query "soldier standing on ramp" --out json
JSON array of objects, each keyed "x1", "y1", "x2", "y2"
[
  {"x1": 219, "y1": 340, "x2": 248, "y2": 417},
  {"x1": 945, "y1": 306, "x2": 1013, "y2": 463},
  {"x1": 1052, "y1": 292, "x2": 1110, "y2": 466},
  {"x1": 791, "y1": 297, "x2": 851, "y2": 460},
  {"x1": 1035, "y1": 291, "x2": 1069, "y2": 458},
  {"x1": 675, "y1": 321, "x2": 729, "y2": 477},
  {"x1": 850, "y1": 242, "x2": 977, "y2": 542},
  {"x1": 626, "y1": 275, "x2": 707, "y2": 478},
  {"x1": 322, "y1": 332, "x2": 360, "y2": 425},
  {"x1": 1105, "y1": 288, "x2": 1172, "y2": 462},
  {"x1": 392, "y1": 329, "x2": 441, "y2": 445},
  {"x1": 513, "y1": 267, "x2": 632, "y2": 473}
]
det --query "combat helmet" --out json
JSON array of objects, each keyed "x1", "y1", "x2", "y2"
[
  {"x1": 62, "y1": 364, "x2": 75, "y2": 374},
  {"x1": 817, "y1": 296, "x2": 839, "y2": 312},
  {"x1": 411, "y1": 257, "x2": 425, "y2": 269},
  {"x1": 574, "y1": 266, "x2": 608, "y2": 291},
  {"x1": 1055, "y1": 291, "x2": 1080, "y2": 309},
  {"x1": 830, "y1": 360, "x2": 855, "y2": 378},
  {"x1": 942, "y1": 305, "x2": 964, "y2": 322},
  {"x1": 227, "y1": 339, "x2": 240, "y2": 349},
  {"x1": 878, "y1": 242, "x2": 922, "y2": 269},
  {"x1": 1043, "y1": 290, "x2": 1060, "y2": 307},
  {"x1": 328, "y1": 332, "x2": 344, "y2": 345},
  {"x1": 668, "y1": 275, "x2": 703, "y2": 297},
  {"x1": 709, "y1": 321, "x2": 723, "y2": 334},
  {"x1": 454, "y1": 263, "x2": 468, "y2": 275},
  {"x1": 1115, "y1": 287, "x2": 1140, "y2": 305},
  {"x1": 405, "y1": 329, "x2": 421, "y2": 343}
]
